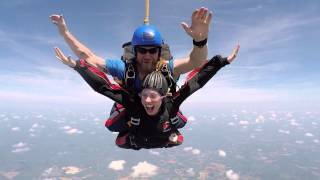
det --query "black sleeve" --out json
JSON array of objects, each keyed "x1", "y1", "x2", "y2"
[
  {"x1": 73, "y1": 59, "x2": 130, "y2": 106},
  {"x1": 172, "y1": 55, "x2": 229, "y2": 111}
]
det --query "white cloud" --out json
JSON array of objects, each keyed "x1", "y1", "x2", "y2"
[
  {"x1": 239, "y1": 120, "x2": 249, "y2": 126},
  {"x1": 12, "y1": 142, "x2": 27, "y2": 148},
  {"x1": 218, "y1": 150, "x2": 227, "y2": 157},
  {"x1": 130, "y1": 161, "x2": 158, "y2": 178},
  {"x1": 11, "y1": 127, "x2": 20, "y2": 131},
  {"x1": 183, "y1": 147, "x2": 193, "y2": 152},
  {"x1": 186, "y1": 168, "x2": 195, "y2": 177},
  {"x1": 285, "y1": 113, "x2": 293, "y2": 118},
  {"x1": 255, "y1": 115, "x2": 265, "y2": 123},
  {"x1": 31, "y1": 123, "x2": 39, "y2": 128},
  {"x1": 149, "y1": 150, "x2": 160, "y2": 155},
  {"x1": 226, "y1": 169, "x2": 240, "y2": 180},
  {"x1": 34, "y1": 115, "x2": 44, "y2": 119},
  {"x1": 228, "y1": 122, "x2": 235, "y2": 126},
  {"x1": 290, "y1": 120, "x2": 299, "y2": 126},
  {"x1": 278, "y1": 129, "x2": 290, "y2": 135},
  {"x1": 0, "y1": 171, "x2": 20, "y2": 179},
  {"x1": 62, "y1": 166, "x2": 81, "y2": 175},
  {"x1": 61, "y1": 126, "x2": 71, "y2": 130},
  {"x1": 12, "y1": 147, "x2": 30, "y2": 153},
  {"x1": 12, "y1": 116, "x2": 21, "y2": 119},
  {"x1": 65, "y1": 128, "x2": 83, "y2": 135},
  {"x1": 191, "y1": 149, "x2": 201, "y2": 155},
  {"x1": 187, "y1": 116, "x2": 196, "y2": 122},
  {"x1": 108, "y1": 160, "x2": 126, "y2": 171},
  {"x1": 305, "y1": 133, "x2": 314, "y2": 137}
]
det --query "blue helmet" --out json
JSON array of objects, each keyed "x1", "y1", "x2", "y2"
[{"x1": 131, "y1": 25, "x2": 163, "y2": 47}]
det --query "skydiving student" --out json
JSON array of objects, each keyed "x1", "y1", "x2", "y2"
[
  {"x1": 54, "y1": 45, "x2": 240, "y2": 150},
  {"x1": 50, "y1": 7, "x2": 212, "y2": 132}
]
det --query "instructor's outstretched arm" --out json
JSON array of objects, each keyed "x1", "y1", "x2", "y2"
[
  {"x1": 173, "y1": 7, "x2": 212, "y2": 78},
  {"x1": 50, "y1": 15, "x2": 106, "y2": 72}
]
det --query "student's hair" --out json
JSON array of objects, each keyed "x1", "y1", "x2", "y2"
[{"x1": 142, "y1": 71, "x2": 168, "y2": 96}]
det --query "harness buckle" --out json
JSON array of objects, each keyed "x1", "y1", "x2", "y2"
[
  {"x1": 160, "y1": 63, "x2": 173, "y2": 88},
  {"x1": 162, "y1": 121, "x2": 172, "y2": 132},
  {"x1": 169, "y1": 133, "x2": 178, "y2": 143},
  {"x1": 161, "y1": 64, "x2": 169, "y2": 75},
  {"x1": 130, "y1": 117, "x2": 140, "y2": 126},
  {"x1": 129, "y1": 135, "x2": 138, "y2": 148},
  {"x1": 163, "y1": 126, "x2": 171, "y2": 132},
  {"x1": 125, "y1": 63, "x2": 135, "y2": 86},
  {"x1": 170, "y1": 116, "x2": 179, "y2": 125}
]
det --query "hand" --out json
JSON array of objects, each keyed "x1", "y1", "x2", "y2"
[
  {"x1": 50, "y1": 14, "x2": 68, "y2": 33},
  {"x1": 181, "y1": 7, "x2": 213, "y2": 41},
  {"x1": 54, "y1": 47, "x2": 76, "y2": 68},
  {"x1": 227, "y1": 44, "x2": 240, "y2": 63}
]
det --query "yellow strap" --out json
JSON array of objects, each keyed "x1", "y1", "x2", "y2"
[
  {"x1": 144, "y1": 0, "x2": 150, "y2": 25},
  {"x1": 156, "y1": 59, "x2": 166, "y2": 71}
]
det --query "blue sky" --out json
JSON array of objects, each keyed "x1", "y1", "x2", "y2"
[{"x1": 1, "y1": 0, "x2": 319, "y2": 110}]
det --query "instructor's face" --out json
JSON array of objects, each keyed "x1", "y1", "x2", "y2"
[
  {"x1": 136, "y1": 46, "x2": 159, "y2": 72},
  {"x1": 140, "y1": 88, "x2": 163, "y2": 116}
]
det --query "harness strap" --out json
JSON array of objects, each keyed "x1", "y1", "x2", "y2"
[{"x1": 124, "y1": 62, "x2": 135, "y2": 92}]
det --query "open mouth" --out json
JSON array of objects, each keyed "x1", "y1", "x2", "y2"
[{"x1": 144, "y1": 104, "x2": 155, "y2": 112}]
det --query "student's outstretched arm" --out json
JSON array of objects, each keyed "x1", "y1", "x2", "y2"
[
  {"x1": 172, "y1": 45, "x2": 240, "y2": 113},
  {"x1": 54, "y1": 47, "x2": 129, "y2": 105}
]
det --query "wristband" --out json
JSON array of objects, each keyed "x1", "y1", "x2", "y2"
[{"x1": 193, "y1": 38, "x2": 207, "y2": 48}]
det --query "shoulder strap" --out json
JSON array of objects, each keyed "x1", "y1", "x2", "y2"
[{"x1": 123, "y1": 59, "x2": 136, "y2": 94}]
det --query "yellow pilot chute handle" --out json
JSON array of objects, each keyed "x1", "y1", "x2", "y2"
[{"x1": 144, "y1": 0, "x2": 150, "y2": 25}]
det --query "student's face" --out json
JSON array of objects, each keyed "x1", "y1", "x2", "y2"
[
  {"x1": 140, "y1": 88, "x2": 164, "y2": 116},
  {"x1": 135, "y1": 46, "x2": 160, "y2": 72}
]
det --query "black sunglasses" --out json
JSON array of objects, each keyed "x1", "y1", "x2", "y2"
[{"x1": 136, "y1": 47, "x2": 159, "y2": 54}]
